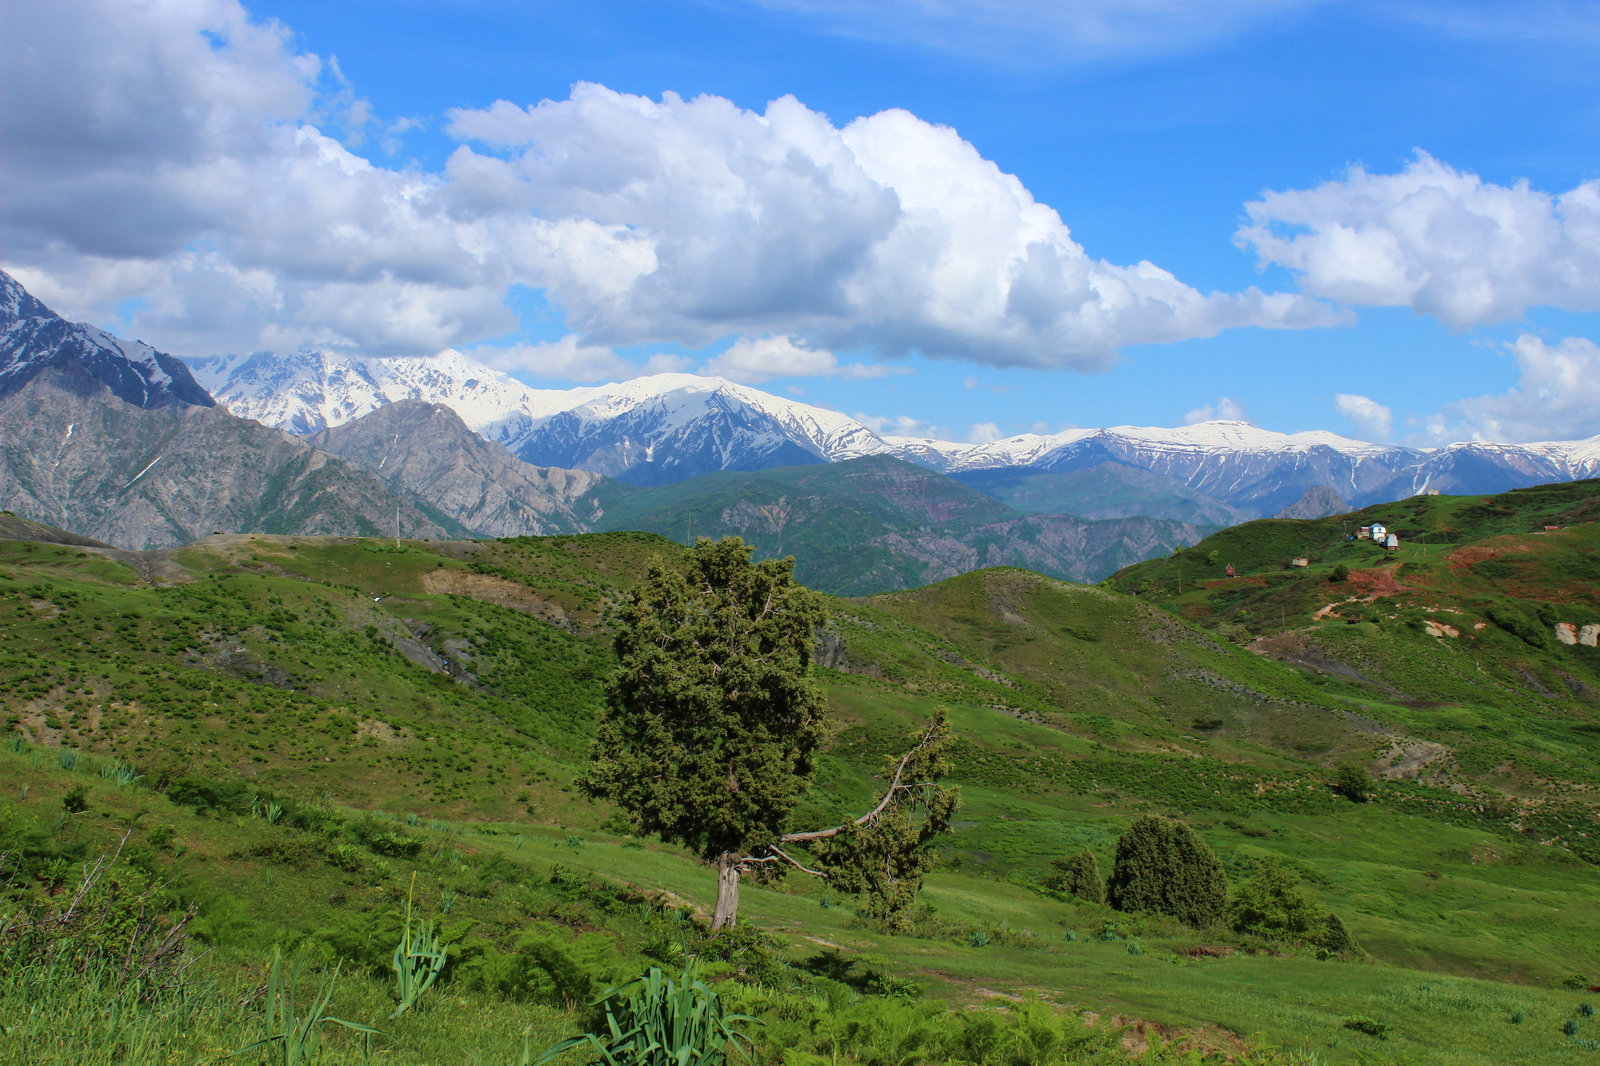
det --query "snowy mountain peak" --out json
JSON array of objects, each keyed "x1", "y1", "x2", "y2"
[
  {"x1": 184, "y1": 346, "x2": 1600, "y2": 510},
  {"x1": 0, "y1": 270, "x2": 212, "y2": 409}
]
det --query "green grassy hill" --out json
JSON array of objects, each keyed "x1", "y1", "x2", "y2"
[
  {"x1": 586, "y1": 454, "x2": 1212, "y2": 593},
  {"x1": 2, "y1": 519, "x2": 1599, "y2": 1064}
]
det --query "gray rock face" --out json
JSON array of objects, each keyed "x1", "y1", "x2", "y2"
[
  {"x1": 1271, "y1": 485, "x2": 1351, "y2": 520},
  {"x1": 0, "y1": 270, "x2": 214, "y2": 410},
  {"x1": 307, "y1": 400, "x2": 611, "y2": 537},
  {"x1": 0, "y1": 369, "x2": 462, "y2": 549}
]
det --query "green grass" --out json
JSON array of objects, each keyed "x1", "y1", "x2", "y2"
[{"x1": 2, "y1": 524, "x2": 1600, "y2": 1064}]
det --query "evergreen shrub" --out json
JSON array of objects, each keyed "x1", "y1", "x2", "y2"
[
  {"x1": 1105, "y1": 816, "x2": 1227, "y2": 928},
  {"x1": 1042, "y1": 848, "x2": 1105, "y2": 904}
]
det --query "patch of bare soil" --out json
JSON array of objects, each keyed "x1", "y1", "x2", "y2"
[
  {"x1": 1247, "y1": 633, "x2": 1401, "y2": 693},
  {"x1": 1447, "y1": 543, "x2": 1531, "y2": 574},
  {"x1": 1346, "y1": 566, "x2": 1407, "y2": 599},
  {"x1": 420, "y1": 569, "x2": 574, "y2": 629}
]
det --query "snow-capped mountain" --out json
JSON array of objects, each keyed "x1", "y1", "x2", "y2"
[
  {"x1": 1, "y1": 269, "x2": 213, "y2": 409},
  {"x1": 186, "y1": 347, "x2": 1600, "y2": 515},
  {"x1": 185, "y1": 348, "x2": 582, "y2": 442},
  {"x1": 510, "y1": 373, "x2": 894, "y2": 485},
  {"x1": 189, "y1": 350, "x2": 898, "y2": 486}
]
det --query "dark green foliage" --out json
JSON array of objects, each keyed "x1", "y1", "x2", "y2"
[
  {"x1": 582, "y1": 537, "x2": 828, "y2": 865},
  {"x1": 1105, "y1": 816, "x2": 1227, "y2": 928},
  {"x1": 1333, "y1": 763, "x2": 1371, "y2": 803},
  {"x1": 811, "y1": 711, "x2": 959, "y2": 931},
  {"x1": 1318, "y1": 912, "x2": 1362, "y2": 956},
  {"x1": 1042, "y1": 848, "x2": 1105, "y2": 904},
  {"x1": 458, "y1": 923, "x2": 626, "y2": 1008},
  {"x1": 1330, "y1": 564, "x2": 1350, "y2": 583},
  {"x1": 166, "y1": 776, "x2": 253, "y2": 816},
  {"x1": 1228, "y1": 860, "x2": 1323, "y2": 942},
  {"x1": 1342, "y1": 1015, "x2": 1392, "y2": 1039},
  {"x1": 1484, "y1": 604, "x2": 1551, "y2": 650},
  {"x1": 60, "y1": 786, "x2": 88, "y2": 814}
]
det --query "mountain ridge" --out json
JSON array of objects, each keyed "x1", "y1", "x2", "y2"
[{"x1": 188, "y1": 348, "x2": 1600, "y2": 519}]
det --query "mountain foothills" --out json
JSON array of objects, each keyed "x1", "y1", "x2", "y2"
[
  {"x1": 9, "y1": 266, "x2": 1600, "y2": 591},
  {"x1": 1, "y1": 476, "x2": 1599, "y2": 1063}
]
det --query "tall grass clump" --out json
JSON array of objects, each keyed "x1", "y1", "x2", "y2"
[{"x1": 532, "y1": 961, "x2": 753, "y2": 1066}]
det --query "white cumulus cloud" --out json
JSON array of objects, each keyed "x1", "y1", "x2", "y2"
[
  {"x1": 699, "y1": 335, "x2": 902, "y2": 384},
  {"x1": 853, "y1": 412, "x2": 949, "y2": 439},
  {"x1": 1332, "y1": 393, "x2": 1394, "y2": 441},
  {"x1": 0, "y1": 0, "x2": 1338, "y2": 372},
  {"x1": 446, "y1": 86, "x2": 1338, "y2": 367},
  {"x1": 466, "y1": 335, "x2": 638, "y2": 382},
  {"x1": 1419, "y1": 334, "x2": 1600, "y2": 443},
  {"x1": 1182, "y1": 396, "x2": 1247, "y2": 424},
  {"x1": 1238, "y1": 152, "x2": 1600, "y2": 329}
]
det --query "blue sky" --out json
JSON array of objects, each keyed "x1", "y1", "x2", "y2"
[{"x1": 5, "y1": 0, "x2": 1600, "y2": 445}]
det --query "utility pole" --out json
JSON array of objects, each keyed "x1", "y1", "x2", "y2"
[{"x1": 395, "y1": 504, "x2": 401, "y2": 549}]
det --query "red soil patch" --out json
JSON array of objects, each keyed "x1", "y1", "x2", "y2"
[
  {"x1": 1346, "y1": 567, "x2": 1407, "y2": 600},
  {"x1": 1446, "y1": 543, "x2": 1531, "y2": 574},
  {"x1": 1198, "y1": 577, "x2": 1268, "y2": 590}
]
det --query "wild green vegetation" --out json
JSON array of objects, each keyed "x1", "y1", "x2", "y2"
[{"x1": 1, "y1": 489, "x2": 1598, "y2": 1064}]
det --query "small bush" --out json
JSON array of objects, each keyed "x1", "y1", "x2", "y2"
[
  {"x1": 61, "y1": 786, "x2": 89, "y2": 814},
  {"x1": 1042, "y1": 848, "x2": 1105, "y2": 904},
  {"x1": 1330, "y1": 564, "x2": 1350, "y2": 583},
  {"x1": 1342, "y1": 1015, "x2": 1391, "y2": 1039},
  {"x1": 167, "y1": 776, "x2": 252, "y2": 816},
  {"x1": 1332, "y1": 763, "x2": 1371, "y2": 803},
  {"x1": 1228, "y1": 861, "x2": 1323, "y2": 943},
  {"x1": 1106, "y1": 816, "x2": 1227, "y2": 928}
]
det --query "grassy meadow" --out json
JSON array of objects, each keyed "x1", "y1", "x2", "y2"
[{"x1": 1, "y1": 502, "x2": 1599, "y2": 1064}]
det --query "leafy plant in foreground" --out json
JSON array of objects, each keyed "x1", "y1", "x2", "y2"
[
  {"x1": 389, "y1": 877, "x2": 447, "y2": 1019},
  {"x1": 532, "y1": 961, "x2": 753, "y2": 1066},
  {"x1": 230, "y1": 948, "x2": 380, "y2": 1064}
]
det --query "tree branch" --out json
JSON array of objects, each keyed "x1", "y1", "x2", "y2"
[
  {"x1": 742, "y1": 844, "x2": 827, "y2": 877},
  {"x1": 779, "y1": 721, "x2": 943, "y2": 845}
]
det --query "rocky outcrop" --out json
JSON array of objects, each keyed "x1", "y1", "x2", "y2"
[
  {"x1": 1272, "y1": 485, "x2": 1350, "y2": 520},
  {"x1": 308, "y1": 400, "x2": 610, "y2": 537}
]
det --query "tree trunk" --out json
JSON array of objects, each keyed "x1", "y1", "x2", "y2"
[{"x1": 711, "y1": 852, "x2": 742, "y2": 930}]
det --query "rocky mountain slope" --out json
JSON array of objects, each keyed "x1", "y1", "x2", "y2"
[
  {"x1": 583, "y1": 454, "x2": 1209, "y2": 593},
  {"x1": 307, "y1": 400, "x2": 612, "y2": 538},
  {"x1": 304, "y1": 399, "x2": 1211, "y2": 592},
  {"x1": 0, "y1": 274, "x2": 467, "y2": 549},
  {"x1": 1271, "y1": 485, "x2": 1350, "y2": 520},
  {"x1": 0, "y1": 369, "x2": 466, "y2": 548}
]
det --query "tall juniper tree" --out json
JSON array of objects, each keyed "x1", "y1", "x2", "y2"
[{"x1": 582, "y1": 537, "x2": 957, "y2": 930}]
